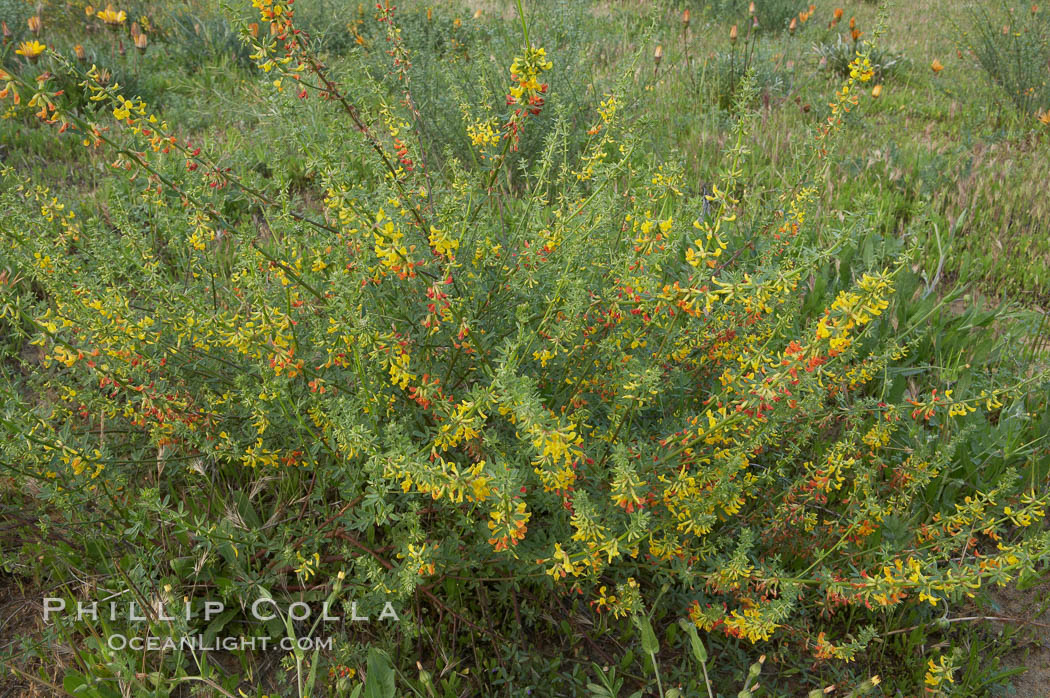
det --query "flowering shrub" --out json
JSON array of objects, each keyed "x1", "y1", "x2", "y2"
[
  {"x1": 962, "y1": 0, "x2": 1050, "y2": 115},
  {"x1": 1, "y1": 0, "x2": 1049, "y2": 694}
]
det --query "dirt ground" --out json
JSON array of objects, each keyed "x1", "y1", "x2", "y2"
[{"x1": 993, "y1": 579, "x2": 1050, "y2": 697}]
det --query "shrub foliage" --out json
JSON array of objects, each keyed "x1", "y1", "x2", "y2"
[{"x1": 0, "y1": 0, "x2": 1048, "y2": 694}]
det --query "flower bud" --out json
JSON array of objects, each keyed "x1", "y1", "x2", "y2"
[
  {"x1": 2, "y1": 21, "x2": 11, "y2": 40},
  {"x1": 729, "y1": 24, "x2": 738, "y2": 43},
  {"x1": 654, "y1": 44, "x2": 663, "y2": 66},
  {"x1": 789, "y1": 17, "x2": 797, "y2": 33},
  {"x1": 134, "y1": 31, "x2": 147, "y2": 53},
  {"x1": 871, "y1": 84, "x2": 882, "y2": 98},
  {"x1": 749, "y1": 1, "x2": 756, "y2": 15},
  {"x1": 28, "y1": 16, "x2": 42, "y2": 34},
  {"x1": 74, "y1": 43, "x2": 86, "y2": 61},
  {"x1": 682, "y1": 9, "x2": 690, "y2": 27}
]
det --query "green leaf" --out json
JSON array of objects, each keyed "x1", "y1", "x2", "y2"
[
  {"x1": 678, "y1": 619, "x2": 708, "y2": 664},
  {"x1": 365, "y1": 647, "x2": 396, "y2": 698},
  {"x1": 234, "y1": 490, "x2": 262, "y2": 528},
  {"x1": 633, "y1": 614, "x2": 659, "y2": 655},
  {"x1": 63, "y1": 671, "x2": 90, "y2": 694},
  {"x1": 202, "y1": 608, "x2": 237, "y2": 647}
]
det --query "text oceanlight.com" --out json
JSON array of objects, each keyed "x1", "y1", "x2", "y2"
[{"x1": 106, "y1": 634, "x2": 339, "y2": 652}]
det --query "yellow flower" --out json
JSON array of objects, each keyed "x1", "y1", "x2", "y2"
[
  {"x1": 97, "y1": 4, "x2": 127, "y2": 26},
  {"x1": 16, "y1": 40, "x2": 47, "y2": 60},
  {"x1": 871, "y1": 84, "x2": 882, "y2": 98},
  {"x1": 1038, "y1": 109, "x2": 1050, "y2": 126},
  {"x1": 930, "y1": 59, "x2": 944, "y2": 73}
]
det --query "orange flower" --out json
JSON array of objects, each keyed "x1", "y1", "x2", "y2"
[
  {"x1": 74, "y1": 44, "x2": 86, "y2": 61},
  {"x1": 729, "y1": 24, "x2": 738, "y2": 43},
  {"x1": 832, "y1": 7, "x2": 843, "y2": 23},
  {"x1": 851, "y1": 28, "x2": 862, "y2": 41},
  {"x1": 931, "y1": 59, "x2": 944, "y2": 73},
  {"x1": 682, "y1": 9, "x2": 690, "y2": 27},
  {"x1": 789, "y1": 17, "x2": 797, "y2": 33}
]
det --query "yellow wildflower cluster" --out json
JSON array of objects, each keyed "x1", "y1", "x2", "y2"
[
  {"x1": 924, "y1": 654, "x2": 957, "y2": 689},
  {"x1": 428, "y1": 225, "x2": 459, "y2": 259},
  {"x1": 488, "y1": 499, "x2": 531, "y2": 553},
  {"x1": 531, "y1": 423, "x2": 583, "y2": 491},
  {"x1": 816, "y1": 272, "x2": 893, "y2": 356},
  {"x1": 373, "y1": 208, "x2": 418, "y2": 279},
  {"x1": 507, "y1": 46, "x2": 552, "y2": 108},
  {"x1": 398, "y1": 543, "x2": 437, "y2": 576},
  {"x1": 466, "y1": 118, "x2": 500, "y2": 149}
]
